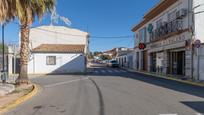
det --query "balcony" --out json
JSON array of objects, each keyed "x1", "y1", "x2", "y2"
[{"x1": 150, "y1": 19, "x2": 184, "y2": 42}]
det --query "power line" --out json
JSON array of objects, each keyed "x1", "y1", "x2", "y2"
[
  {"x1": 12, "y1": 21, "x2": 134, "y2": 39},
  {"x1": 90, "y1": 35, "x2": 133, "y2": 39}
]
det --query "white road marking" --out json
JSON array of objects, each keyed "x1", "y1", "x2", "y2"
[
  {"x1": 44, "y1": 77, "x2": 89, "y2": 88},
  {"x1": 196, "y1": 113, "x2": 204, "y2": 115},
  {"x1": 101, "y1": 70, "x2": 106, "y2": 73},
  {"x1": 95, "y1": 70, "x2": 99, "y2": 73},
  {"x1": 108, "y1": 70, "x2": 113, "y2": 73},
  {"x1": 114, "y1": 70, "x2": 120, "y2": 73}
]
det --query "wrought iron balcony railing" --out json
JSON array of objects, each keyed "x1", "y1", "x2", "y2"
[{"x1": 150, "y1": 19, "x2": 183, "y2": 42}]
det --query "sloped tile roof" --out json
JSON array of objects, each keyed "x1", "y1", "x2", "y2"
[{"x1": 32, "y1": 44, "x2": 85, "y2": 53}]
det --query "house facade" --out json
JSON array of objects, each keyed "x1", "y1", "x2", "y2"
[
  {"x1": 26, "y1": 26, "x2": 89, "y2": 74},
  {"x1": 194, "y1": 44, "x2": 204, "y2": 80},
  {"x1": 29, "y1": 44, "x2": 86, "y2": 74},
  {"x1": 131, "y1": 0, "x2": 204, "y2": 79},
  {"x1": 28, "y1": 26, "x2": 89, "y2": 54},
  {"x1": 104, "y1": 47, "x2": 131, "y2": 59},
  {"x1": 116, "y1": 49, "x2": 133, "y2": 68}
]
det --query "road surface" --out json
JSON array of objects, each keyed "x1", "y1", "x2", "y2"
[{"x1": 6, "y1": 65, "x2": 204, "y2": 115}]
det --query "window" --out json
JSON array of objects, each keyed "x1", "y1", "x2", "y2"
[
  {"x1": 139, "y1": 27, "x2": 146, "y2": 43},
  {"x1": 46, "y1": 56, "x2": 56, "y2": 65},
  {"x1": 135, "y1": 32, "x2": 140, "y2": 47}
]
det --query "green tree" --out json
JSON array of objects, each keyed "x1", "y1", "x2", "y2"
[
  {"x1": 100, "y1": 55, "x2": 111, "y2": 60},
  {"x1": 0, "y1": 0, "x2": 56, "y2": 85},
  {"x1": 0, "y1": 43, "x2": 8, "y2": 53},
  {"x1": 88, "y1": 52, "x2": 94, "y2": 59},
  {"x1": 93, "y1": 51, "x2": 102, "y2": 56}
]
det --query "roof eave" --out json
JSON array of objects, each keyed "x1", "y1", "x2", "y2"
[{"x1": 131, "y1": 0, "x2": 178, "y2": 32}]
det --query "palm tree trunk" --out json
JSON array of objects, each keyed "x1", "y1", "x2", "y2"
[{"x1": 16, "y1": 24, "x2": 30, "y2": 85}]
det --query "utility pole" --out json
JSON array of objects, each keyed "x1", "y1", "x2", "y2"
[
  {"x1": 13, "y1": 44, "x2": 16, "y2": 74},
  {"x1": 1, "y1": 24, "x2": 6, "y2": 83}
]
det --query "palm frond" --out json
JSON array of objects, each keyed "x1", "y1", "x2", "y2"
[{"x1": 0, "y1": 0, "x2": 56, "y2": 24}]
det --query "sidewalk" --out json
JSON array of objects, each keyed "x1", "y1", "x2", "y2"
[
  {"x1": 125, "y1": 68, "x2": 204, "y2": 87},
  {"x1": 0, "y1": 75, "x2": 17, "y2": 97},
  {"x1": 0, "y1": 83, "x2": 15, "y2": 97},
  {"x1": 0, "y1": 84, "x2": 37, "y2": 114}
]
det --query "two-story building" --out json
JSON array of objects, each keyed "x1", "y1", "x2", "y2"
[{"x1": 131, "y1": 0, "x2": 204, "y2": 79}]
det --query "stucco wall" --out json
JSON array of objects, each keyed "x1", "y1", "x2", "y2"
[
  {"x1": 134, "y1": 0, "x2": 192, "y2": 46},
  {"x1": 117, "y1": 55, "x2": 128, "y2": 68},
  {"x1": 193, "y1": 0, "x2": 204, "y2": 43},
  {"x1": 132, "y1": 0, "x2": 194, "y2": 77},
  {"x1": 28, "y1": 53, "x2": 86, "y2": 74},
  {"x1": 28, "y1": 26, "x2": 89, "y2": 54},
  {"x1": 193, "y1": 44, "x2": 204, "y2": 80},
  {"x1": 127, "y1": 52, "x2": 134, "y2": 69}
]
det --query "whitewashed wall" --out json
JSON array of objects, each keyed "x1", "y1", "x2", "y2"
[
  {"x1": 28, "y1": 26, "x2": 89, "y2": 54},
  {"x1": 193, "y1": 44, "x2": 204, "y2": 80},
  {"x1": 193, "y1": 0, "x2": 204, "y2": 43},
  {"x1": 133, "y1": 0, "x2": 193, "y2": 75},
  {"x1": 134, "y1": 0, "x2": 192, "y2": 46},
  {"x1": 117, "y1": 55, "x2": 128, "y2": 68},
  {"x1": 28, "y1": 53, "x2": 86, "y2": 74},
  {"x1": 127, "y1": 52, "x2": 134, "y2": 69}
]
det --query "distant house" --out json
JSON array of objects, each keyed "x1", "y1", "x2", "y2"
[
  {"x1": 104, "y1": 47, "x2": 131, "y2": 59},
  {"x1": 116, "y1": 49, "x2": 133, "y2": 68},
  {"x1": 27, "y1": 26, "x2": 89, "y2": 74}
]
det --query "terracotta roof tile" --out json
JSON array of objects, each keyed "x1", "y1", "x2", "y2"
[{"x1": 32, "y1": 44, "x2": 85, "y2": 53}]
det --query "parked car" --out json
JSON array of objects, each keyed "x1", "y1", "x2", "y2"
[{"x1": 108, "y1": 60, "x2": 119, "y2": 67}]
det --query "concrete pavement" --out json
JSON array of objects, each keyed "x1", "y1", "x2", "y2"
[
  {"x1": 6, "y1": 66, "x2": 204, "y2": 115},
  {"x1": 0, "y1": 83, "x2": 15, "y2": 97}
]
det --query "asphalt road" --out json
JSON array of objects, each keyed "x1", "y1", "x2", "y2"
[{"x1": 6, "y1": 65, "x2": 204, "y2": 115}]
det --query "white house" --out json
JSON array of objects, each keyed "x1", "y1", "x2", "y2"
[
  {"x1": 131, "y1": 0, "x2": 204, "y2": 79},
  {"x1": 193, "y1": 44, "x2": 204, "y2": 81},
  {"x1": 27, "y1": 26, "x2": 89, "y2": 74},
  {"x1": 116, "y1": 49, "x2": 133, "y2": 68},
  {"x1": 28, "y1": 26, "x2": 89, "y2": 54}
]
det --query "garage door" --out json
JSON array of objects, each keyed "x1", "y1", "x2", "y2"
[{"x1": 199, "y1": 56, "x2": 204, "y2": 80}]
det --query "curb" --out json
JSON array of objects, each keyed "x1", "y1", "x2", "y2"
[
  {"x1": 126, "y1": 69, "x2": 204, "y2": 87},
  {"x1": 0, "y1": 84, "x2": 39, "y2": 114}
]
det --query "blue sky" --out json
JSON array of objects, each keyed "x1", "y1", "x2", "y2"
[{"x1": 0, "y1": 0, "x2": 159, "y2": 52}]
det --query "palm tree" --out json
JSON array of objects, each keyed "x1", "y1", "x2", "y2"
[{"x1": 0, "y1": 0, "x2": 56, "y2": 85}]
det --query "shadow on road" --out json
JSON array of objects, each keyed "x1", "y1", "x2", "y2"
[
  {"x1": 181, "y1": 101, "x2": 204, "y2": 113},
  {"x1": 87, "y1": 66, "x2": 204, "y2": 99}
]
